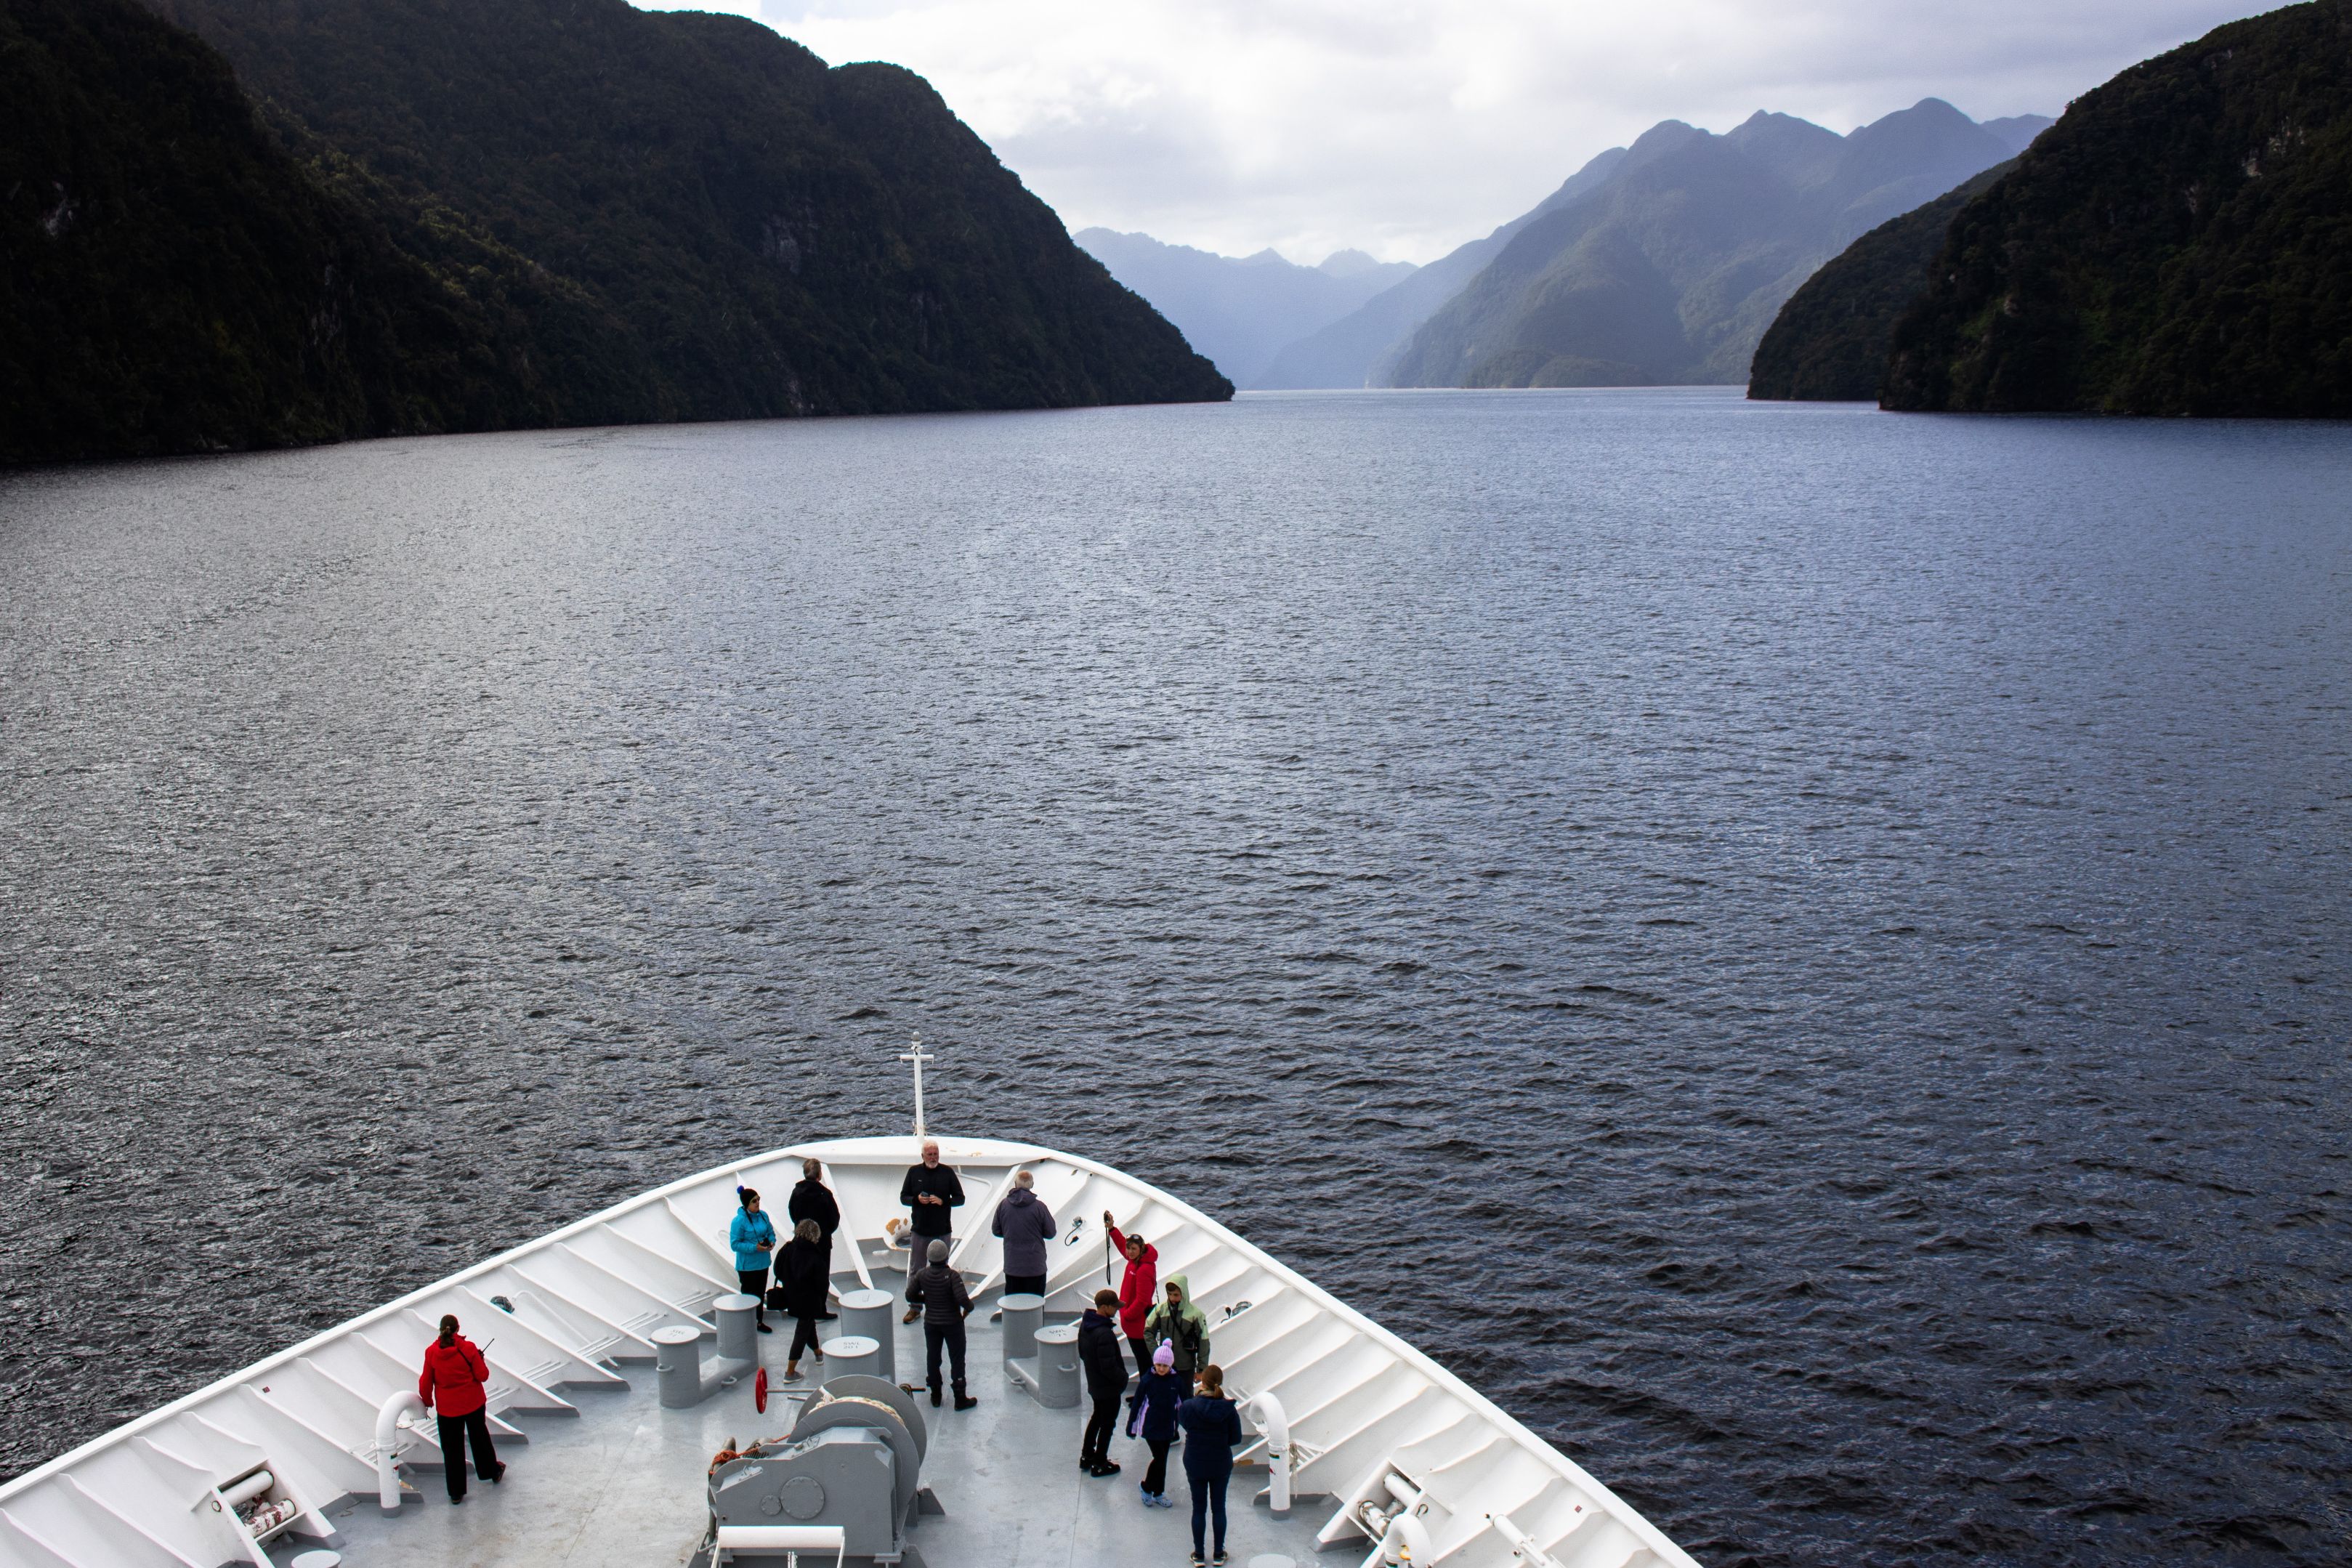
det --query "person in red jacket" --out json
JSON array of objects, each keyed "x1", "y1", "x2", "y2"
[
  {"x1": 1103, "y1": 1211, "x2": 1160, "y2": 1378},
  {"x1": 419, "y1": 1314, "x2": 505, "y2": 1503}
]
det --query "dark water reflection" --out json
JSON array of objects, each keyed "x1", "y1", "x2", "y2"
[{"x1": 2, "y1": 389, "x2": 2347, "y2": 1565}]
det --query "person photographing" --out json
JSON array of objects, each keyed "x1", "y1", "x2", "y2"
[
  {"x1": 730, "y1": 1187, "x2": 777, "y2": 1334},
  {"x1": 898, "y1": 1139, "x2": 963, "y2": 1321}
]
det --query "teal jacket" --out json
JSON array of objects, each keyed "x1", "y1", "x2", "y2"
[{"x1": 730, "y1": 1208, "x2": 777, "y2": 1272}]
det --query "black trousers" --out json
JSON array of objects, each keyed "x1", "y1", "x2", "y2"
[
  {"x1": 789, "y1": 1313, "x2": 822, "y2": 1362},
  {"x1": 435, "y1": 1408, "x2": 498, "y2": 1500},
  {"x1": 924, "y1": 1317, "x2": 969, "y2": 1391},
  {"x1": 1127, "y1": 1335, "x2": 1152, "y2": 1378},
  {"x1": 1143, "y1": 1437, "x2": 1171, "y2": 1496},
  {"x1": 1189, "y1": 1466, "x2": 1231, "y2": 1556},
  {"x1": 737, "y1": 1267, "x2": 769, "y2": 1324},
  {"x1": 1082, "y1": 1386, "x2": 1120, "y2": 1466},
  {"x1": 1005, "y1": 1272, "x2": 1047, "y2": 1298}
]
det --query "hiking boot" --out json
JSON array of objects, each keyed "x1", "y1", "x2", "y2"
[
  {"x1": 953, "y1": 1392, "x2": 979, "y2": 1412},
  {"x1": 929, "y1": 1383, "x2": 942, "y2": 1408}
]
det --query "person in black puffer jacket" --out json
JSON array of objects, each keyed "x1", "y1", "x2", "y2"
[
  {"x1": 1077, "y1": 1288, "x2": 1128, "y2": 1476},
  {"x1": 905, "y1": 1239, "x2": 977, "y2": 1410}
]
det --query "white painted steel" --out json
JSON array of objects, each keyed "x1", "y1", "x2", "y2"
[
  {"x1": 373, "y1": 1394, "x2": 421, "y2": 1514},
  {"x1": 1248, "y1": 1391, "x2": 1293, "y2": 1516},
  {"x1": 0, "y1": 1135, "x2": 1699, "y2": 1568},
  {"x1": 711, "y1": 1522, "x2": 846, "y2": 1564}
]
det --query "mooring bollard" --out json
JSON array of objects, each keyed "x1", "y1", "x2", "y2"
[
  {"x1": 655, "y1": 1320, "x2": 755, "y2": 1410},
  {"x1": 1030, "y1": 1321, "x2": 1080, "y2": 1409},
  {"x1": 820, "y1": 1333, "x2": 881, "y2": 1383},
  {"x1": 837, "y1": 1288, "x2": 895, "y2": 1381},
  {"x1": 714, "y1": 1293, "x2": 761, "y2": 1363},
  {"x1": 999, "y1": 1292, "x2": 1044, "y2": 1365}
]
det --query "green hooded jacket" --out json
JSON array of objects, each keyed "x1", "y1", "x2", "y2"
[{"x1": 1144, "y1": 1272, "x2": 1211, "y2": 1375}]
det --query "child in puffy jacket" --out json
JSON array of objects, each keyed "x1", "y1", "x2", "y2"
[{"x1": 1126, "y1": 1341, "x2": 1184, "y2": 1508}]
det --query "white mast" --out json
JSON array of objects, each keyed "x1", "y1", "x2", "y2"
[{"x1": 900, "y1": 1034, "x2": 934, "y2": 1137}]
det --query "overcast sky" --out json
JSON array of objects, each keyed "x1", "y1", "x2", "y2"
[{"x1": 644, "y1": 0, "x2": 2274, "y2": 265}]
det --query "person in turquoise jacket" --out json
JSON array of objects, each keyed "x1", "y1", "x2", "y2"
[{"x1": 730, "y1": 1186, "x2": 779, "y2": 1333}]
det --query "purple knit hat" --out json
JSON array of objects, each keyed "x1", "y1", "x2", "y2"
[{"x1": 1153, "y1": 1343, "x2": 1175, "y2": 1370}]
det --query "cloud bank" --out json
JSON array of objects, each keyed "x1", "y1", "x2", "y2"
[{"x1": 646, "y1": 0, "x2": 2274, "y2": 264}]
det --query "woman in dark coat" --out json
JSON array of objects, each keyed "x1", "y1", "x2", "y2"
[
  {"x1": 788, "y1": 1157, "x2": 843, "y2": 1319},
  {"x1": 778, "y1": 1218, "x2": 831, "y2": 1380},
  {"x1": 1177, "y1": 1362, "x2": 1244, "y2": 1567}
]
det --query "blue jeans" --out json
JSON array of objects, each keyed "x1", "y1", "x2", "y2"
[{"x1": 1187, "y1": 1467, "x2": 1229, "y2": 1556}]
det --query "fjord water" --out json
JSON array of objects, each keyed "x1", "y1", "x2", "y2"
[{"x1": 2, "y1": 389, "x2": 2345, "y2": 1564}]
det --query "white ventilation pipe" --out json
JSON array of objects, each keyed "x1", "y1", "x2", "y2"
[
  {"x1": 1245, "y1": 1391, "x2": 1292, "y2": 1518},
  {"x1": 1366, "y1": 1511, "x2": 1434, "y2": 1566},
  {"x1": 376, "y1": 1391, "x2": 424, "y2": 1512}
]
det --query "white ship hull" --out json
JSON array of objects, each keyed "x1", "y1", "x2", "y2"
[{"x1": 0, "y1": 1136, "x2": 1700, "y2": 1568}]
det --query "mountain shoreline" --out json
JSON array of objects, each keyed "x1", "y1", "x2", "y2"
[{"x1": 0, "y1": 0, "x2": 1229, "y2": 469}]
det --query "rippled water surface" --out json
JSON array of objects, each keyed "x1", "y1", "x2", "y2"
[{"x1": 3, "y1": 389, "x2": 2348, "y2": 1564}]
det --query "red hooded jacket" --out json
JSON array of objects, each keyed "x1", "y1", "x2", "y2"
[
  {"x1": 419, "y1": 1335, "x2": 491, "y2": 1418},
  {"x1": 1107, "y1": 1224, "x2": 1158, "y2": 1338}
]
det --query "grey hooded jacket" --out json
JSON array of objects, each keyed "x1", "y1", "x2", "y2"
[{"x1": 990, "y1": 1187, "x2": 1058, "y2": 1276}]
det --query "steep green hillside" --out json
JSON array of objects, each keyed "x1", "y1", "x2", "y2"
[
  {"x1": 149, "y1": 0, "x2": 1226, "y2": 422},
  {"x1": 1747, "y1": 161, "x2": 2013, "y2": 401},
  {"x1": 1, "y1": 0, "x2": 1223, "y2": 466},
  {"x1": 0, "y1": 0, "x2": 602, "y2": 464},
  {"x1": 1388, "y1": 100, "x2": 2021, "y2": 389},
  {"x1": 1884, "y1": 0, "x2": 2352, "y2": 415}
]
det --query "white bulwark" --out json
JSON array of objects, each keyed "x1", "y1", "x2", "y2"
[{"x1": 0, "y1": 1136, "x2": 1702, "y2": 1568}]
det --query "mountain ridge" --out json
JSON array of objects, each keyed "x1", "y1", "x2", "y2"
[
  {"x1": 1, "y1": 0, "x2": 1226, "y2": 464},
  {"x1": 1388, "y1": 98, "x2": 2034, "y2": 389},
  {"x1": 1072, "y1": 228, "x2": 1415, "y2": 385},
  {"x1": 1883, "y1": 0, "x2": 2352, "y2": 415}
]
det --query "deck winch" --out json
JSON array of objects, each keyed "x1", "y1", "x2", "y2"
[{"x1": 702, "y1": 1375, "x2": 935, "y2": 1567}]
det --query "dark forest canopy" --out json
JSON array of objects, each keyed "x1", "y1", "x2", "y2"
[
  {"x1": 1881, "y1": 0, "x2": 2352, "y2": 416},
  {"x1": 0, "y1": 0, "x2": 1226, "y2": 466}
]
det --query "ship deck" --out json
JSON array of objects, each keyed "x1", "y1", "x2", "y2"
[
  {"x1": 292, "y1": 1275, "x2": 1337, "y2": 1568},
  {"x1": 2, "y1": 1138, "x2": 1692, "y2": 1568}
]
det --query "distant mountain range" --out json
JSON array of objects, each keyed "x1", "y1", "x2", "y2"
[
  {"x1": 0, "y1": 0, "x2": 1226, "y2": 465},
  {"x1": 1388, "y1": 100, "x2": 2048, "y2": 389},
  {"x1": 1097, "y1": 100, "x2": 2047, "y2": 392},
  {"x1": 1075, "y1": 230, "x2": 1415, "y2": 385},
  {"x1": 1753, "y1": 0, "x2": 2352, "y2": 417}
]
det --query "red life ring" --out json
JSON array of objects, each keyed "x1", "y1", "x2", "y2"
[{"x1": 754, "y1": 1367, "x2": 769, "y2": 1414}]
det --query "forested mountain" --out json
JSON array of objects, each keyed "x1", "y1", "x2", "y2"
[
  {"x1": 1251, "y1": 147, "x2": 1629, "y2": 389},
  {"x1": 1883, "y1": 0, "x2": 2352, "y2": 416},
  {"x1": 1388, "y1": 100, "x2": 2026, "y2": 389},
  {"x1": 0, "y1": 0, "x2": 590, "y2": 464},
  {"x1": 1746, "y1": 161, "x2": 2014, "y2": 401},
  {"x1": 1074, "y1": 230, "x2": 1415, "y2": 385},
  {"x1": 1, "y1": 0, "x2": 1224, "y2": 466}
]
